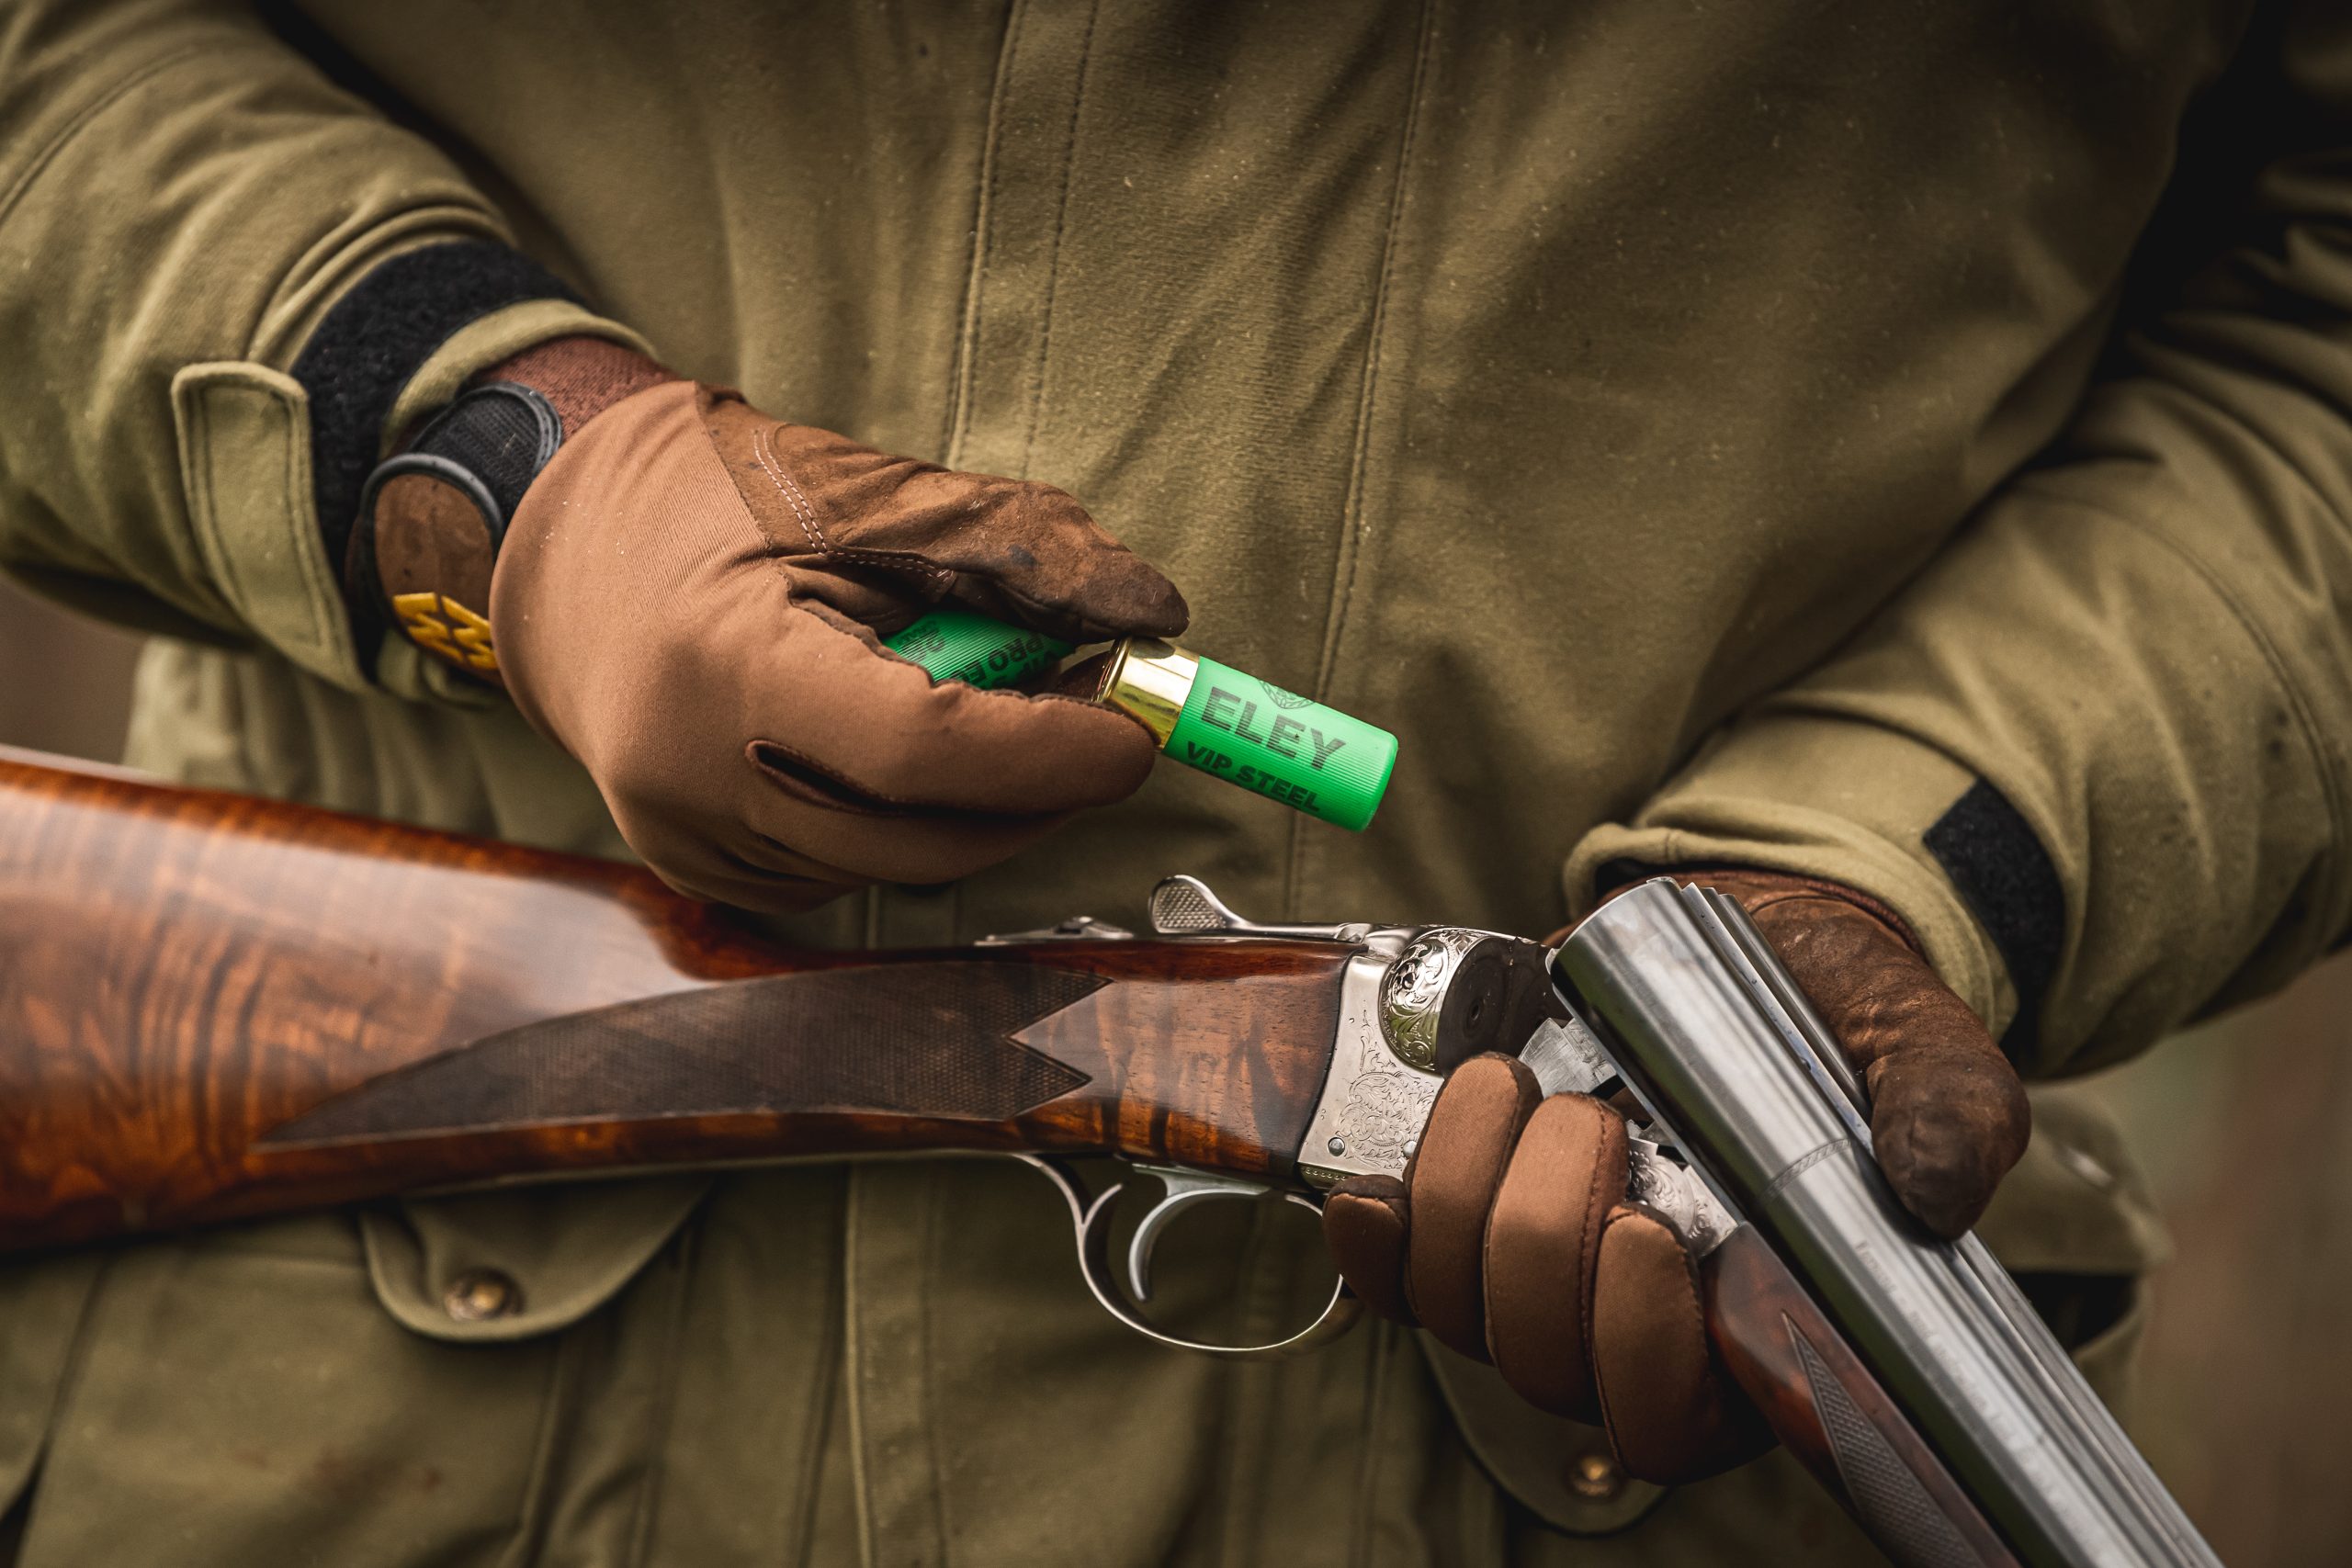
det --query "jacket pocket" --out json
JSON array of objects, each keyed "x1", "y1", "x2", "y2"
[
  {"x1": 1420, "y1": 1335, "x2": 1671, "y2": 1537},
  {"x1": 9, "y1": 1187, "x2": 693, "y2": 1568},
  {"x1": 170, "y1": 362, "x2": 365, "y2": 691},
  {"x1": 0, "y1": 1257, "x2": 103, "y2": 1564},
  {"x1": 359, "y1": 1178, "x2": 710, "y2": 1343}
]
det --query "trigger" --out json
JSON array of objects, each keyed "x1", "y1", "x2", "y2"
[{"x1": 1124, "y1": 1165, "x2": 1273, "y2": 1303}]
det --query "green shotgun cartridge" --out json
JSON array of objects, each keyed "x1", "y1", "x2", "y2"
[
  {"x1": 1095, "y1": 639, "x2": 1395, "y2": 830},
  {"x1": 882, "y1": 612, "x2": 1396, "y2": 830},
  {"x1": 885, "y1": 609, "x2": 1073, "y2": 689}
]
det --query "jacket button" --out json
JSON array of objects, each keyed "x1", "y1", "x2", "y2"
[
  {"x1": 1566, "y1": 1452, "x2": 1624, "y2": 1502},
  {"x1": 443, "y1": 1269, "x2": 524, "y2": 1322}
]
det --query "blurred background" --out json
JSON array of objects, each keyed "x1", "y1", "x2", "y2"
[
  {"x1": 4, "y1": 574, "x2": 2349, "y2": 1563},
  {"x1": 0, "y1": 577, "x2": 144, "y2": 762}
]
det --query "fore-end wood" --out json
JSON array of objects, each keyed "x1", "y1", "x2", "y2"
[
  {"x1": 1704, "y1": 1225, "x2": 2018, "y2": 1567},
  {"x1": 0, "y1": 750, "x2": 1350, "y2": 1254}
]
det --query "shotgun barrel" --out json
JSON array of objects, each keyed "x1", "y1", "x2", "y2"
[{"x1": 1559, "y1": 882, "x2": 2220, "y2": 1568}]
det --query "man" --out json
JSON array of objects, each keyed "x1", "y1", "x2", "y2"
[{"x1": 0, "y1": 0, "x2": 2334, "y2": 1562}]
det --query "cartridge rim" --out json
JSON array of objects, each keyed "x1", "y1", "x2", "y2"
[{"x1": 1096, "y1": 638, "x2": 1197, "y2": 748}]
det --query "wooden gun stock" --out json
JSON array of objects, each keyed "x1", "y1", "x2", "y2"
[
  {"x1": 0, "y1": 749, "x2": 1349, "y2": 1253},
  {"x1": 1707, "y1": 1226, "x2": 2018, "y2": 1565}
]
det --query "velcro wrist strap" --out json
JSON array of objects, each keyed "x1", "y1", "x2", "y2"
[
  {"x1": 346, "y1": 381, "x2": 565, "y2": 684},
  {"x1": 475, "y1": 334, "x2": 677, "y2": 439},
  {"x1": 291, "y1": 241, "x2": 583, "y2": 577}
]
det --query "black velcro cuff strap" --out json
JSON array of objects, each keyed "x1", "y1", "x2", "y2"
[
  {"x1": 290, "y1": 240, "x2": 582, "y2": 581},
  {"x1": 345, "y1": 382, "x2": 564, "y2": 680},
  {"x1": 405, "y1": 381, "x2": 565, "y2": 535},
  {"x1": 1923, "y1": 779, "x2": 2065, "y2": 1066}
]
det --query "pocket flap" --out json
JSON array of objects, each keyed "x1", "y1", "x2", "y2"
[
  {"x1": 1419, "y1": 1336, "x2": 1670, "y2": 1535},
  {"x1": 170, "y1": 361, "x2": 366, "y2": 691},
  {"x1": 361, "y1": 1177, "x2": 710, "y2": 1344}
]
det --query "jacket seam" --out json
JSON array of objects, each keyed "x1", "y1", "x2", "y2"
[
  {"x1": 498, "y1": 1311, "x2": 582, "y2": 1568},
  {"x1": 942, "y1": 0, "x2": 1031, "y2": 469},
  {"x1": 2056, "y1": 489, "x2": 2348, "y2": 960},
  {"x1": 0, "y1": 43, "x2": 208, "y2": 239},
  {"x1": 623, "y1": 1222, "x2": 700, "y2": 1566},
  {"x1": 178, "y1": 383, "x2": 244, "y2": 624},
  {"x1": 0, "y1": 1253, "x2": 111, "y2": 1540},
  {"x1": 786, "y1": 1182, "x2": 851, "y2": 1564},
  {"x1": 1017, "y1": 0, "x2": 1102, "y2": 479},
  {"x1": 276, "y1": 378, "x2": 335, "y2": 656},
  {"x1": 1315, "y1": 0, "x2": 1436, "y2": 685},
  {"x1": 1286, "y1": 0, "x2": 1437, "y2": 917},
  {"x1": 917, "y1": 1170, "x2": 953, "y2": 1564},
  {"x1": 842, "y1": 1171, "x2": 878, "y2": 1563},
  {"x1": 1345, "y1": 1320, "x2": 1396, "y2": 1568}
]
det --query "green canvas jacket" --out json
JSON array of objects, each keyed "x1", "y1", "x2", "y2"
[{"x1": 0, "y1": 0, "x2": 2329, "y2": 1562}]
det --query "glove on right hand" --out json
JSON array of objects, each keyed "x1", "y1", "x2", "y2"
[
  {"x1": 474, "y1": 342, "x2": 1186, "y2": 910},
  {"x1": 1323, "y1": 870, "x2": 2030, "y2": 1483}
]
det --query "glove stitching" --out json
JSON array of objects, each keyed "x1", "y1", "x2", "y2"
[
  {"x1": 1587, "y1": 1212, "x2": 1632, "y2": 1452},
  {"x1": 1578, "y1": 1106, "x2": 1615, "y2": 1317},
  {"x1": 752, "y1": 423, "x2": 956, "y2": 591},
  {"x1": 1592, "y1": 1206, "x2": 1714, "y2": 1475}
]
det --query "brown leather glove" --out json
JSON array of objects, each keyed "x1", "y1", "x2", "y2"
[
  {"x1": 354, "y1": 337, "x2": 1185, "y2": 911},
  {"x1": 1322, "y1": 869, "x2": 2031, "y2": 1483}
]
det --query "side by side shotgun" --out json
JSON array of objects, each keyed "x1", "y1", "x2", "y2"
[{"x1": 0, "y1": 748, "x2": 2215, "y2": 1567}]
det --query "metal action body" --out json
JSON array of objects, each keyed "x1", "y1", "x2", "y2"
[{"x1": 1010, "y1": 873, "x2": 2214, "y2": 1568}]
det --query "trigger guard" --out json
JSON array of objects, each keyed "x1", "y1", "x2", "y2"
[
  {"x1": 1122, "y1": 1165, "x2": 1263, "y2": 1303},
  {"x1": 1014, "y1": 1155, "x2": 1364, "y2": 1360}
]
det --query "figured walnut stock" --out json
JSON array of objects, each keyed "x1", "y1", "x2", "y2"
[
  {"x1": 0, "y1": 750, "x2": 1347, "y2": 1253},
  {"x1": 1704, "y1": 1225, "x2": 2018, "y2": 1567}
]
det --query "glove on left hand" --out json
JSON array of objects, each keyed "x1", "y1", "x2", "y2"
[
  {"x1": 352, "y1": 335, "x2": 1185, "y2": 912},
  {"x1": 1321, "y1": 869, "x2": 2030, "y2": 1483}
]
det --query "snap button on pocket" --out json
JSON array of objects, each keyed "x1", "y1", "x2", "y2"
[
  {"x1": 443, "y1": 1269, "x2": 524, "y2": 1323},
  {"x1": 1566, "y1": 1451, "x2": 1624, "y2": 1502},
  {"x1": 362, "y1": 1179, "x2": 708, "y2": 1344},
  {"x1": 1420, "y1": 1337, "x2": 1667, "y2": 1533}
]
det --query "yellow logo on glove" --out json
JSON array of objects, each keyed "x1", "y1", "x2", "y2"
[{"x1": 392, "y1": 592, "x2": 498, "y2": 673}]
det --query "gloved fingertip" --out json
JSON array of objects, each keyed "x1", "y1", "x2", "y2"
[
  {"x1": 1481, "y1": 1093, "x2": 1629, "y2": 1421},
  {"x1": 1034, "y1": 691, "x2": 1166, "y2": 799},
  {"x1": 1455, "y1": 1050, "x2": 1544, "y2": 1109},
  {"x1": 1401, "y1": 1053, "x2": 1545, "y2": 1358},
  {"x1": 1877, "y1": 1145, "x2": 2002, "y2": 1239},
  {"x1": 1869, "y1": 1047, "x2": 2031, "y2": 1240},
  {"x1": 1590, "y1": 1205, "x2": 1757, "y2": 1484},
  {"x1": 1134, "y1": 573, "x2": 1190, "y2": 639},
  {"x1": 1069, "y1": 553, "x2": 1189, "y2": 641},
  {"x1": 1324, "y1": 1176, "x2": 1417, "y2": 1325}
]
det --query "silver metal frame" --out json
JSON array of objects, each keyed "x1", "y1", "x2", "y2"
[
  {"x1": 1005, "y1": 876, "x2": 1377, "y2": 1357},
  {"x1": 1007, "y1": 873, "x2": 2217, "y2": 1565},
  {"x1": 1558, "y1": 878, "x2": 2219, "y2": 1568}
]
